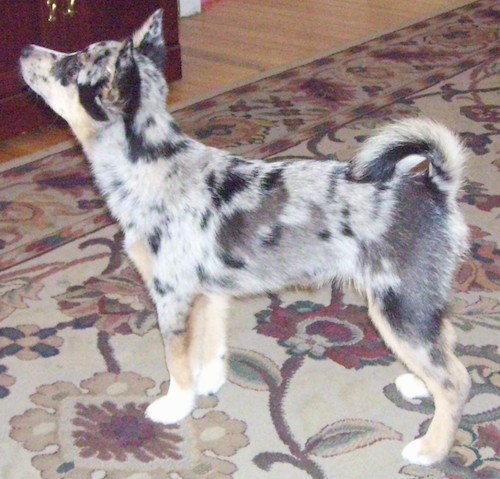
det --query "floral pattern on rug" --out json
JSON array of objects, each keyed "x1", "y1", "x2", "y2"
[
  {"x1": 1, "y1": 1, "x2": 499, "y2": 478},
  {"x1": 255, "y1": 288, "x2": 394, "y2": 368},
  {"x1": 0, "y1": 324, "x2": 64, "y2": 360},
  {"x1": 11, "y1": 372, "x2": 248, "y2": 478},
  {"x1": 55, "y1": 235, "x2": 157, "y2": 337}
]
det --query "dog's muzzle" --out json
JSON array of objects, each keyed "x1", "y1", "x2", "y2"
[{"x1": 21, "y1": 45, "x2": 35, "y2": 59}]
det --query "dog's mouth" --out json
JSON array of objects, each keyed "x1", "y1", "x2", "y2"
[
  {"x1": 20, "y1": 51, "x2": 46, "y2": 94},
  {"x1": 20, "y1": 45, "x2": 34, "y2": 62},
  {"x1": 20, "y1": 45, "x2": 78, "y2": 116},
  {"x1": 19, "y1": 55, "x2": 34, "y2": 89}
]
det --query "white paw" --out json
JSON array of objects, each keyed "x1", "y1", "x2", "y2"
[
  {"x1": 402, "y1": 438, "x2": 445, "y2": 466},
  {"x1": 396, "y1": 373, "x2": 430, "y2": 400},
  {"x1": 196, "y1": 358, "x2": 226, "y2": 395},
  {"x1": 145, "y1": 381, "x2": 195, "y2": 424}
]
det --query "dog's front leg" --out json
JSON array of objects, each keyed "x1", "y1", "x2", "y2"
[
  {"x1": 126, "y1": 238, "x2": 154, "y2": 284},
  {"x1": 188, "y1": 294, "x2": 230, "y2": 396},
  {"x1": 145, "y1": 290, "x2": 198, "y2": 424}
]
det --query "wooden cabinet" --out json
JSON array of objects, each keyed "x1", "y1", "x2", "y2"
[{"x1": 0, "y1": 0, "x2": 181, "y2": 141}]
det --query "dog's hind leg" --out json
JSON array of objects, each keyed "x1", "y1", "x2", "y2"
[
  {"x1": 188, "y1": 294, "x2": 230, "y2": 396},
  {"x1": 395, "y1": 373, "x2": 430, "y2": 400},
  {"x1": 366, "y1": 290, "x2": 471, "y2": 465}
]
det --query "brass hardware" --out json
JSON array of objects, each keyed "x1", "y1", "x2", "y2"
[
  {"x1": 64, "y1": 0, "x2": 77, "y2": 17},
  {"x1": 46, "y1": 0, "x2": 77, "y2": 22},
  {"x1": 47, "y1": 0, "x2": 58, "y2": 22}
]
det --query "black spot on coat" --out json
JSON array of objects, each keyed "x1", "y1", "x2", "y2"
[
  {"x1": 318, "y1": 229, "x2": 331, "y2": 240},
  {"x1": 153, "y1": 278, "x2": 173, "y2": 296},
  {"x1": 262, "y1": 224, "x2": 283, "y2": 247},
  {"x1": 382, "y1": 287, "x2": 444, "y2": 343},
  {"x1": 52, "y1": 54, "x2": 80, "y2": 86},
  {"x1": 341, "y1": 207, "x2": 354, "y2": 237},
  {"x1": 217, "y1": 171, "x2": 250, "y2": 204},
  {"x1": 221, "y1": 252, "x2": 246, "y2": 269},
  {"x1": 200, "y1": 210, "x2": 212, "y2": 229},
  {"x1": 355, "y1": 141, "x2": 431, "y2": 183},
  {"x1": 171, "y1": 328, "x2": 187, "y2": 336},
  {"x1": 78, "y1": 80, "x2": 109, "y2": 122},
  {"x1": 342, "y1": 224, "x2": 354, "y2": 237},
  {"x1": 148, "y1": 227, "x2": 163, "y2": 255},
  {"x1": 261, "y1": 168, "x2": 284, "y2": 191},
  {"x1": 207, "y1": 170, "x2": 250, "y2": 207}
]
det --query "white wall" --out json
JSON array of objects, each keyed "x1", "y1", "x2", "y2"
[{"x1": 179, "y1": 0, "x2": 201, "y2": 17}]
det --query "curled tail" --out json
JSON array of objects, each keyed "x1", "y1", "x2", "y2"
[{"x1": 350, "y1": 118, "x2": 467, "y2": 199}]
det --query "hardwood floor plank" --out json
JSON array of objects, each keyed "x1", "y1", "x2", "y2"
[{"x1": 0, "y1": 0, "x2": 471, "y2": 161}]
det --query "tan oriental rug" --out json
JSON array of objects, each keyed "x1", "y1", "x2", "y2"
[{"x1": 1, "y1": 1, "x2": 498, "y2": 478}]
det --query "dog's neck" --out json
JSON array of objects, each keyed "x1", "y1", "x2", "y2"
[
  {"x1": 79, "y1": 107, "x2": 192, "y2": 227},
  {"x1": 81, "y1": 99, "x2": 188, "y2": 160},
  {"x1": 79, "y1": 99, "x2": 196, "y2": 211}
]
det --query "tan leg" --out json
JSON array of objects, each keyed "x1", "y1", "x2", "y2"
[
  {"x1": 126, "y1": 239, "x2": 154, "y2": 284},
  {"x1": 145, "y1": 293, "x2": 230, "y2": 424},
  {"x1": 125, "y1": 237, "x2": 206, "y2": 424},
  {"x1": 143, "y1": 275, "x2": 198, "y2": 424},
  {"x1": 367, "y1": 292, "x2": 471, "y2": 465},
  {"x1": 145, "y1": 329, "x2": 197, "y2": 424},
  {"x1": 188, "y1": 294, "x2": 230, "y2": 395}
]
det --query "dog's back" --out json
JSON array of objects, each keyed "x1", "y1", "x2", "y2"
[{"x1": 195, "y1": 120, "x2": 468, "y2": 304}]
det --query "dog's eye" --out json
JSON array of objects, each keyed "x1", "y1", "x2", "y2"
[
  {"x1": 66, "y1": 64, "x2": 80, "y2": 80},
  {"x1": 53, "y1": 54, "x2": 82, "y2": 86}
]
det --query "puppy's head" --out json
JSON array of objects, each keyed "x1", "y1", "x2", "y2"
[{"x1": 20, "y1": 9, "x2": 166, "y2": 140}]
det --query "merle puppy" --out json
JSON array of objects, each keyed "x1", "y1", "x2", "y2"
[{"x1": 20, "y1": 10, "x2": 471, "y2": 465}]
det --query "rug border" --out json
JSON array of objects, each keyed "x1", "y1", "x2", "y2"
[
  {"x1": 170, "y1": 0, "x2": 478, "y2": 112},
  {"x1": 0, "y1": 139, "x2": 76, "y2": 173},
  {"x1": 2, "y1": 0, "x2": 478, "y2": 167}
]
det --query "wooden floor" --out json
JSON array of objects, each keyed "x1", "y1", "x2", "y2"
[{"x1": 0, "y1": 0, "x2": 470, "y2": 163}]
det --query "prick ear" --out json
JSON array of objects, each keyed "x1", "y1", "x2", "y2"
[
  {"x1": 102, "y1": 39, "x2": 140, "y2": 115},
  {"x1": 132, "y1": 9, "x2": 166, "y2": 70},
  {"x1": 116, "y1": 38, "x2": 135, "y2": 74}
]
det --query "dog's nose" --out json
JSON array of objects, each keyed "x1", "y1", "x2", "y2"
[{"x1": 21, "y1": 45, "x2": 34, "y2": 58}]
